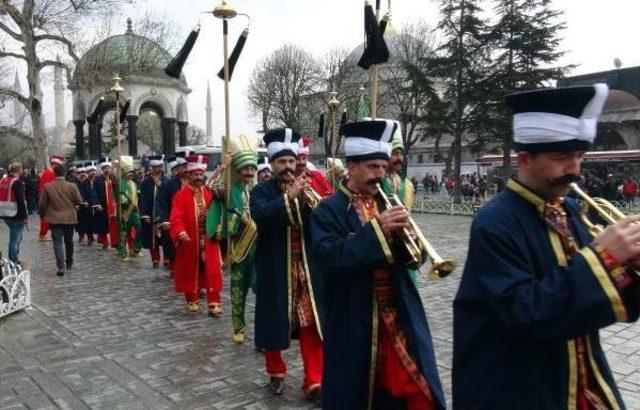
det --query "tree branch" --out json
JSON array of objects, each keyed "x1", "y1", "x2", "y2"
[
  {"x1": 0, "y1": 50, "x2": 27, "y2": 61},
  {"x1": 0, "y1": 21, "x2": 22, "y2": 41},
  {"x1": 0, "y1": 126, "x2": 32, "y2": 142},
  {"x1": 35, "y1": 33, "x2": 80, "y2": 63},
  {"x1": 0, "y1": 87, "x2": 30, "y2": 109}
]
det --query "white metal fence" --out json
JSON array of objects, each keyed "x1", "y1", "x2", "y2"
[{"x1": 0, "y1": 259, "x2": 31, "y2": 319}]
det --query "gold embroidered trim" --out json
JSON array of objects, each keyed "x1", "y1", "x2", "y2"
[
  {"x1": 586, "y1": 337, "x2": 620, "y2": 410},
  {"x1": 284, "y1": 193, "x2": 296, "y2": 226},
  {"x1": 296, "y1": 198, "x2": 323, "y2": 341},
  {"x1": 549, "y1": 230, "x2": 569, "y2": 267},
  {"x1": 567, "y1": 340, "x2": 578, "y2": 410},
  {"x1": 506, "y1": 178, "x2": 545, "y2": 215},
  {"x1": 371, "y1": 218, "x2": 394, "y2": 264},
  {"x1": 580, "y1": 247, "x2": 628, "y2": 322}
]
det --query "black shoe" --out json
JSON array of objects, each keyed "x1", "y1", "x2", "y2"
[
  {"x1": 66, "y1": 262, "x2": 73, "y2": 270},
  {"x1": 307, "y1": 387, "x2": 322, "y2": 405},
  {"x1": 268, "y1": 377, "x2": 284, "y2": 395},
  {"x1": 56, "y1": 270, "x2": 65, "y2": 277}
]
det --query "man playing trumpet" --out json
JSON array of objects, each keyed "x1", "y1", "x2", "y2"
[
  {"x1": 453, "y1": 85, "x2": 640, "y2": 409},
  {"x1": 311, "y1": 120, "x2": 445, "y2": 410},
  {"x1": 250, "y1": 128, "x2": 323, "y2": 402}
]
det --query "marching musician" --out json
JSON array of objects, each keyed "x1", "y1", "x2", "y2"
[
  {"x1": 139, "y1": 155, "x2": 166, "y2": 268},
  {"x1": 169, "y1": 154, "x2": 223, "y2": 316},
  {"x1": 116, "y1": 158, "x2": 142, "y2": 262},
  {"x1": 453, "y1": 84, "x2": 640, "y2": 409},
  {"x1": 156, "y1": 151, "x2": 190, "y2": 275},
  {"x1": 325, "y1": 157, "x2": 346, "y2": 191},
  {"x1": 311, "y1": 120, "x2": 445, "y2": 410},
  {"x1": 257, "y1": 157, "x2": 272, "y2": 182},
  {"x1": 93, "y1": 156, "x2": 117, "y2": 250},
  {"x1": 295, "y1": 136, "x2": 333, "y2": 198},
  {"x1": 206, "y1": 136, "x2": 258, "y2": 344},
  {"x1": 250, "y1": 128, "x2": 323, "y2": 403},
  {"x1": 80, "y1": 162, "x2": 98, "y2": 246},
  {"x1": 381, "y1": 122, "x2": 414, "y2": 211}
]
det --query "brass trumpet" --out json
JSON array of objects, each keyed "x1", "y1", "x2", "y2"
[
  {"x1": 295, "y1": 172, "x2": 323, "y2": 209},
  {"x1": 376, "y1": 184, "x2": 456, "y2": 279},
  {"x1": 570, "y1": 182, "x2": 626, "y2": 237}
]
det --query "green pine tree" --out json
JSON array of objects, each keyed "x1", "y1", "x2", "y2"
[
  {"x1": 486, "y1": 0, "x2": 572, "y2": 179},
  {"x1": 423, "y1": 0, "x2": 492, "y2": 203}
]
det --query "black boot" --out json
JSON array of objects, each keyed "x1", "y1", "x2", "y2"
[{"x1": 268, "y1": 377, "x2": 284, "y2": 395}]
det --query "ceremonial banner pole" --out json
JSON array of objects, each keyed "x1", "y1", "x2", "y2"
[
  {"x1": 328, "y1": 91, "x2": 340, "y2": 188},
  {"x1": 370, "y1": 0, "x2": 381, "y2": 119},
  {"x1": 112, "y1": 75, "x2": 124, "y2": 240}
]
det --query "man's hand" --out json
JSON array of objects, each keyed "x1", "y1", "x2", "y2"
[
  {"x1": 95, "y1": 205, "x2": 103, "y2": 212},
  {"x1": 287, "y1": 176, "x2": 309, "y2": 200},
  {"x1": 178, "y1": 231, "x2": 190, "y2": 242},
  {"x1": 376, "y1": 206, "x2": 409, "y2": 238},
  {"x1": 592, "y1": 214, "x2": 640, "y2": 263}
]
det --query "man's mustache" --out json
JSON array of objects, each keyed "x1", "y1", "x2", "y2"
[
  {"x1": 366, "y1": 178, "x2": 383, "y2": 185},
  {"x1": 550, "y1": 174, "x2": 581, "y2": 186},
  {"x1": 279, "y1": 168, "x2": 295, "y2": 177},
  {"x1": 392, "y1": 160, "x2": 403, "y2": 165}
]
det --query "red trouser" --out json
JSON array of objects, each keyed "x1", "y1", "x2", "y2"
[
  {"x1": 39, "y1": 218, "x2": 49, "y2": 237},
  {"x1": 185, "y1": 288, "x2": 220, "y2": 306},
  {"x1": 375, "y1": 326, "x2": 435, "y2": 410},
  {"x1": 265, "y1": 325, "x2": 323, "y2": 395},
  {"x1": 109, "y1": 217, "x2": 118, "y2": 248},
  {"x1": 98, "y1": 234, "x2": 110, "y2": 247}
]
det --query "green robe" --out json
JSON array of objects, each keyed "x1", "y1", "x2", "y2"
[
  {"x1": 206, "y1": 181, "x2": 256, "y2": 332},
  {"x1": 115, "y1": 179, "x2": 141, "y2": 259},
  {"x1": 382, "y1": 173, "x2": 418, "y2": 285}
]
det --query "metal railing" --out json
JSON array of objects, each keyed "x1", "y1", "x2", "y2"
[{"x1": 0, "y1": 258, "x2": 31, "y2": 319}]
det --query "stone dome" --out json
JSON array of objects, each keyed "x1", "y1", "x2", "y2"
[{"x1": 73, "y1": 19, "x2": 185, "y2": 86}]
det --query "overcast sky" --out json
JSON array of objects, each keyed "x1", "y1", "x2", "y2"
[{"x1": 31, "y1": 0, "x2": 640, "y2": 145}]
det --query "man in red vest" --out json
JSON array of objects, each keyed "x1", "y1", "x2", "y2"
[
  {"x1": 295, "y1": 136, "x2": 333, "y2": 198},
  {"x1": 38, "y1": 155, "x2": 64, "y2": 241}
]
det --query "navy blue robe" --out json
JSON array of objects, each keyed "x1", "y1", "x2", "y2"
[
  {"x1": 250, "y1": 178, "x2": 324, "y2": 350},
  {"x1": 91, "y1": 175, "x2": 111, "y2": 235},
  {"x1": 138, "y1": 175, "x2": 165, "y2": 250},
  {"x1": 155, "y1": 176, "x2": 182, "y2": 261},
  {"x1": 453, "y1": 179, "x2": 640, "y2": 409},
  {"x1": 311, "y1": 188, "x2": 446, "y2": 410}
]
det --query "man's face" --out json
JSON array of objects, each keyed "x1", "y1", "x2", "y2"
[
  {"x1": 258, "y1": 169, "x2": 272, "y2": 182},
  {"x1": 79, "y1": 172, "x2": 87, "y2": 181},
  {"x1": 238, "y1": 165, "x2": 256, "y2": 185},
  {"x1": 347, "y1": 159, "x2": 389, "y2": 196},
  {"x1": 177, "y1": 164, "x2": 188, "y2": 178},
  {"x1": 297, "y1": 153, "x2": 308, "y2": 170},
  {"x1": 389, "y1": 149, "x2": 404, "y2": 173},
  {"x1": 125, "y1": 171, "x2": 134, "y2": 181},
  {"x1": 151, "y1": 165, "x2": 162, "y2": 176},
  {"x1": 102, "y1": 166, "x2": 111, "y2": 175},
  {"x1": 272, "y1": 156, "x2": 297, "y2": 183},
  {"x1": 190, "y1": 169, "x2": 205, "y2": 185},
  {"x1": 518, "y1": 150, "x2": 584, "y2": 198},
  {"x1": 88, "y1": 170, "x2": 96, "y2": 179}
]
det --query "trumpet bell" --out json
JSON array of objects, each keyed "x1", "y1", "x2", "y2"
[{"x1": 430, "y1": 259, "x2": 457, "y2": 279}]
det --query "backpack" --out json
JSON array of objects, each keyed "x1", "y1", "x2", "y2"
[{"x1": 0, "y1": 176, "x2": 18, "y2": 218}]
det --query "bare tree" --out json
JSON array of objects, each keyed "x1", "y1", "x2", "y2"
[
  {"x1": 185, "y1": 124, "x2": 205, "y2": 146},
  {"x1": 0, "y1": 0, "x2": 127, "y2": 168},
  {"x1": 247, "y1": 44, "x2": 322, "y2": 132}
]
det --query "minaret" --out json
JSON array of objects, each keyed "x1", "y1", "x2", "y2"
[
  {"x1": 12, "y1": 71, "x2": 22, "y2": 125},
  {"x1": 205, "y1": 80, "x2": 214, "y2": 146},
  {"x1": 53, "y1": 55, "x2": 66, "y2": 151}
]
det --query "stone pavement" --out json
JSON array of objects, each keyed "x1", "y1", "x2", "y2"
[{"x1": 0, "y1": 214, "x2": 639, "y2": 409}]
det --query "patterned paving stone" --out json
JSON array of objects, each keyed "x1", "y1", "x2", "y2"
[{"x1": 1, "y1": 214, "x2": 640, "y2": 409}]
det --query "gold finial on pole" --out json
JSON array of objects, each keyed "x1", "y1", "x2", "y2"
[
  {"x1": 327, "y1": 91, "x2": 341, "y2": 188},
  {"x1": 213, "y1": 0, "x2": 239, "y2": 261}
]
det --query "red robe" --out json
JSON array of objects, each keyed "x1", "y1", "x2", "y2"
[
  {"x1": 169, "y1": 184, "x2": 222, "y2": 295},
  {"x1": 38, "y1": 168, "x2": 56, "y2": 236},
  {"x1": 296, "y1": 169, "x2": 333, "y2": 198}
]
